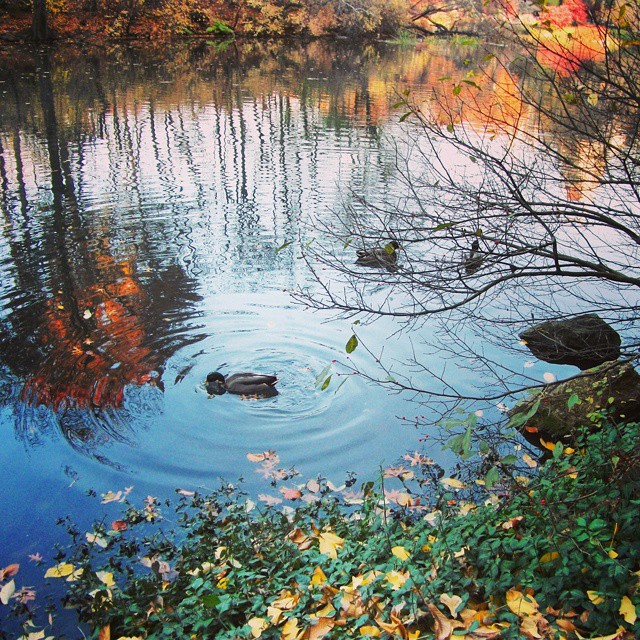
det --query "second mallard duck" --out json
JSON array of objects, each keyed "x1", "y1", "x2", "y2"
[
  {"x1": 205, "y1": 371, "x2": 279, "y2": 398},
  {"x1": 355, "y1": 240, "x2": 400, "y2": 269}
]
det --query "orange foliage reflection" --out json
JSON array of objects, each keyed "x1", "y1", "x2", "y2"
[{"x1": 21, "y1": 257, "x2": 161, "y2": 411}]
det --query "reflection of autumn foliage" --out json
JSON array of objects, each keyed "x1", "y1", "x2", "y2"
[{"x1": 21, "y1": 259, "x2": 161, "y2": 411}]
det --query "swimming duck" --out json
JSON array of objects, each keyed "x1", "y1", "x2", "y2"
[
  {"x1": 205, "y1": 371, "x2": 279, "y2": 398},
  {"x1": 464, "y1": 239, "x2": 483, "y2": 276},
  {"x1": 355, "y1": 240, "x2": 400, "y2": 269}
]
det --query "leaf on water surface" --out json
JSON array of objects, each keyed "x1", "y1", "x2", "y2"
[
  {"x1": 96, "y1": 571, "x2": 115, "y2": 587},
  {"x1": 0, "y1": 579, "x2": 15, "y2": 605},
  {"x1": 246, "y1": 450, "x2": 276, "y2": 463},
  {"x1": 441, "y1": 477, "x2": 465, "y2": 489},
  {"x1": 0, "y1": 564, "x2": 19, "y2": 581},
  {"x1": 523, "y1": 453, "x2": 538, "y2": 468},
  {"x1": 275, "y1": 240, "x2": 293, "y2": 253},
  {"x1": 321, "y1": 375, "x2": 332, "y2": 390},
  {"x1": 44, "y1": 563, "x2": 75, "y2": 579},
  {"x1": 86, "y1": 532, "x2": 108, "y2": 548},
  {"x1": 315, "y1": 363, "x2": 332, "y2": 387}
]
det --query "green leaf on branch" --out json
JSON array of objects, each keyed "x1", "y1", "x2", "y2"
[
  {"x1": 275, "y1": 240, "x2": 293, "y2": 253},
  {"x1": 346, "y1": 334, "x2": 358, "y2": 354}
]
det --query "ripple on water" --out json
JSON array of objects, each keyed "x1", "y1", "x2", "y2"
[{"x1": 116, "y1": 292, "x2": 404, "y2": 490}]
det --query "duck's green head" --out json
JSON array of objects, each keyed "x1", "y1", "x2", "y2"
[{"x1": 206, "y1": 371, "x2": 226, "y2": 395}]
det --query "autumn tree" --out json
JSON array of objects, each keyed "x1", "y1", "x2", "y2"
[{"x1": 296, "y1": 0, "x2": 640, "y2": 405}]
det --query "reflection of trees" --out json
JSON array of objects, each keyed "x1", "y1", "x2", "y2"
[{"x1": 0, "y1": 48, "x2": 203, "y2": 462}]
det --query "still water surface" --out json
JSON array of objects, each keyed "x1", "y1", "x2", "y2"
[{"x1": 0, "y1": 38, "x2": 522, "y2": 611}]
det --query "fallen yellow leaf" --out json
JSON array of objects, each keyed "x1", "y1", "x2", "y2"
[
  {"x1": 619, "y1": 595, "x2": 637, "y2": 625},
  {"x1": 96, "y1": 571, "x2": 115, "y2": 587},
  {"x1": 519, "y1": 615, "x2": 543, "y2": 639},
  {"x1": 385, "y1": 569, "x2": 409, "y2": 590},
  {"x1": 523, "y1": 453, "x2": 538, "y2": 468},
  {"x1": 540, "y1": 552, "x2": 560, "y2": 563},
  {"x1": 318, "y1": 531, "x2": 344, "y2": 559},
  {"x1": 587, "y1": 590, "x2": 605, "y2": 605},
  {"x1": 281, "y1": 617, "x2": 301, "y2": 640},
  {"x1": 44, "y1": 563, "x2": 75, "y2": 579},
  {"x1": 359, "y1": 626, "x2": 381, "y2": 637},
  {"x1": 309, "y1": 566, "x2": 327, "y2": 587},
  {"x1": 441, "y1": 478, "x2": 465, "y2": 489},
  {"x1": 506, "y1": 589, "x2": 539, "y2": 617},
  {"x1": 248, "y1": 617, "x2": 269, "y2": 638},
  {"x1": 391, "y1": 546, "x2": 410, "y2": 561}
]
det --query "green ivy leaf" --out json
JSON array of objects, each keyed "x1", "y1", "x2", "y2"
[
  {"x1": 202, "y1": 594, "x2": 220, "y2": 608},
  {"x1": 567, "y1": 393, "x2": 581, "y2": 409}
]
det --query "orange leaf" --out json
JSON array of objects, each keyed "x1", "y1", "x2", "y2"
[
  {"x1": 111, "y1": 520, "x2": 128, "y2": 532},
  {"x1": 0, "y1": 564, "x2": 19, "y2": 581},
  {"x1": 98, "y1": 625, "x2": 110, "y2": 640}
]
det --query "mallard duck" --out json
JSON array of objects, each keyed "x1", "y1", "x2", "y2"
[
  {"x1": 355, "y1": 240, "x2": 400, "y2": 269},
  {"x1": 464, "y1": 239, "x2": 483, "y2": 275},
  {"x1": 205, "y1": 371, "x2": 279, "y2": 398}
]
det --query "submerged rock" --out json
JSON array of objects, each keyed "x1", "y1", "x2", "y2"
[
  {"x1": 520, "y1": 314, "x2": 621, "y2": 370},
  {"x1": 509, "y1": 361, "x2": 640, "y2": 446}
]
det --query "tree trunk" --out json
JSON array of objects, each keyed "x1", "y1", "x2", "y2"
[{"x1": 32, "y1": 0, "x2": 49, "y2": 42}]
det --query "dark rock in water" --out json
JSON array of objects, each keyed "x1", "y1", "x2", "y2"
[
  {"x1": 509, "y1": 361, "x2": 640, "y2": 448},
  {"x1": 520, "y1": 314, "x2": 621, "y2": 370}
]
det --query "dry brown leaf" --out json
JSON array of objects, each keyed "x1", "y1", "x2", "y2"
[
  {"x1": 519, "y1": 615, "x2": 543, "y2": 639},
  {"x1": 428, "y1": 603, "x2": 465, "y2": 640},
  {"x1": 304, "y1": 617, "x2": 334, "y2": 640},
  {"x1": 440, "y1": 593, "x2": 463, "y2": 617},
  {"x1": 288, "y1": 528, "x2": 314, "y2": 551}
]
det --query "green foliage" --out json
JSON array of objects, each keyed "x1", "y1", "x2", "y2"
[
  {"x1": 4, "y1": 422, "x2": 640, "y2": 638},
  {"x1": 206, "y1": 18, "x2": 233, "y2": 36}
]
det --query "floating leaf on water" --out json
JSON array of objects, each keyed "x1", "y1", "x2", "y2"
[
  {"x1": 0, "y1": 580, "x2": 15, "y2": 605},
  {"x1": 44, "y1": 563, "x2": 75, "y2": 579},
  {"x1": 441, "y1": 477, "x2": 465, "y2": 489},
  {"x1": 275, "y1": 240, "x2": 293, "y2": 253},
  {"x1": 543, "y1": 372, "x2": 556, "y2": 383},
  {"x1": 320, "y1": 375, "x2": 331, "y2": 390},
  {"x1": 315, "y1": 363, "x2": 332, "y2": 387}
]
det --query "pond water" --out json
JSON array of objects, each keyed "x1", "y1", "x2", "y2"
[{"x1": 0, "y1": 37, "x2": 574, "y2": 629}]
